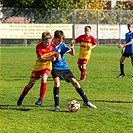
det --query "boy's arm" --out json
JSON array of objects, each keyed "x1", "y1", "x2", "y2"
[
  {"x1": 38, "y1": 55, "x2": 56, "y2": 62},
  {"x1": 118, "y1": 39, "x2": 133, "y2": 48},
  {"x1": 81, "y1": 44, "x2": 97, "y2": 50},
  {"x1": 89, "y1": 44, "x2": 97, "y2": 50},
  {"x1": 69, "y1": 43, "x2": 75, "y2": 55}
]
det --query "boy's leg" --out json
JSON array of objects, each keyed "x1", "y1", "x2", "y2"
[
  {"x1": 78, "y1": 64, "x2": 82, "y2": 71},
  {"x1": 35, "y1": 73, "x2": 48, "y2": 106},
  {"x1": 78, "y1": 59, "x2": 87, "y2": 82},
  {"x1": 53, "y1": 87, "x2": 60, "y2": 111},
  {"x1": 131, "y1": 57, "x2": 133, "y2": 78},
  {"x1": 80, "y1": 68, "x2": 86, "y2": 81},
  {"x1": 69, "y1": 78, "x2": 97, "y2": 108},
  {"x1": 116, "y1": 56, "x2": 126, "y2": 78},
  {"x1": 120, "y1": 63, "x2": 124, "y2": 74},
  {"x1": 39, "y1": 82, "x2": 47, "y2": 101},
  {"x1": 17, "y1": 78, "x2": 36, "y2": 106},
  {"x1": 51, "y1": 70, "x2": 60, "y2": 111},
  {"x1": 35, "y1": 82, "x2": 47, "y2": 106},
  {"x1": 76, "y1": 88, "x2": 97, "y2": 108},
  {"x1": 80, "y1": 64, "x2": 86, "y2": 82}
]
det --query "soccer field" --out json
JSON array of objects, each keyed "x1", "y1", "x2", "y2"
[{"x1": 0, "y1": 46, "x2": 132, "y2": 133}]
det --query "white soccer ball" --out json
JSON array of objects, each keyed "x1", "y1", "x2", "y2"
[{"x1": 68, "y1": 100, "x2": 80, "y2": 112}]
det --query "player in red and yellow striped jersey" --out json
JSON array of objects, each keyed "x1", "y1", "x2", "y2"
[
  {"x1": 71, "y1": 26, "x2": 97, "y2": 82},
  {"x1": 17, "y1": 32, "x2": 57, "y2": 106}
]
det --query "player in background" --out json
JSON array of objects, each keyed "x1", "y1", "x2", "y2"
[
  {"x1": 71, "y1": 26, "x2": 97, "y2": 82},
  {"x1": 17, "y1": 32, "x2": 58, "y2": 106},
  {"x1": 51, "y1": 30, "x2": 97, "y2": 111},
  {"x1": 116, "y1": 23, "x2": 133, "y2": 78}
]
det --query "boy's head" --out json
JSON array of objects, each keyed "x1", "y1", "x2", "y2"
[
  {"x1": 42, "y1": 32, "x2": 52, "y2": 41},
  {"x1": 85, "y1": 26, "x2": 91, "y2": 36},
  {"x1": 41, "y1": 32, "x2": 52, "y2": 47},
  {"x1": 127, "y1": 22, "x2": 133, "y2": 32},
  {"x1": 54, "y1": 30, "x2": 65, "y2": 46}
]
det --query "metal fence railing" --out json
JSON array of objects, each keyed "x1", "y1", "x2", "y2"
[{"x1": 0, "y1": 8, "x2": 133, "y2": 46}]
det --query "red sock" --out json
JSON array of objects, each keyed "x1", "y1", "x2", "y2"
[
  {"x1": 39, "y1": 82, "x2": 46, "y2": 101},
  {"x1": 80, "y1": 69, "x2": 86, "y2": 80},
  {"x1": 20, "y1": 85, "x2": 30, "y2": 98}
]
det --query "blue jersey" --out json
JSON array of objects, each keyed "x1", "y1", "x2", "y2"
[
  {"x1": 52, "y1": 42, "x2": 71, "y2": 70},
  {"x1": 124, "y1": 32, "x2": 133, "y2": 53}
]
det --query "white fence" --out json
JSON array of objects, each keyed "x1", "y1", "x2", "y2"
[{"x1": 0, "y1": 8, "x2": 132, "y2": 45}]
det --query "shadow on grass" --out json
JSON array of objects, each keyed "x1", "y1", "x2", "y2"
[
  {"x1": 93, "y1": 100, "x2": 133, "y2": 103},
  {"x1": 1, "y1": 99, "x2": 132, "y2": 112},
  {"x1": 0, "y1": 104, "x2": 70, "y2": 112},
  {"x1": 75, "y1": 99, "x2": 133, "y2": 104},
  {"x1": 48, "y1": 109, "x2": 69, "y2": 113},
  {"x1": 0, "y1": 104, "x2": 44, "y2": 111}
]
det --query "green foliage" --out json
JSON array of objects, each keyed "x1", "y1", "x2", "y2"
[
  {"x1": 98, "y1": 10, "x2": 120, "y2": 24},
  {"x1": 2, "y1": 0, "x2": 133, "y2": 10},
  {"x1": 1, "y1": 0, "x2": 133, "y2": 24},
  {"x1": 2, "y1": 0, "x2": 75, "y2": 9},
  {"x1": 115, "y1": 1, "x2": 132, "y2": 10},
  {"x1": 74, "y1": 9, "x2": 97, "y2": 24},
  {"x1": 0, "y1": 46, "x2": 132, "y2": 133},
  {"x1": 87, "y1": 0, "x2": 107, "y2": 10}
]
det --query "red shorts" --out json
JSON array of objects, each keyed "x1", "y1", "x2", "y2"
[
  {"x1": 77, "y1": 58, "x2": 89, "y2": 65},
  {"x1": 30, "y1": 68, "x2": 51, "y2": 79}
]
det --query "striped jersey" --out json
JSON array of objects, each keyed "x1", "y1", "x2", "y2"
[
  {"x1": 75, "y1": 35, "x2": 96, "y2": 59},
  {"x1": 52, "y1": 42, "x2": 71, "y2": 70},
  {"x1": 33, "y1": 42, "x2": 54, "y2": 71}
]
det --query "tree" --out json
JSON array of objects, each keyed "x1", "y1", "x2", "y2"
[
  {"x1": 1, "y1": 0, "x2": 79, "y2": 9},
  {"x1": 115, "y1": 0, "x2": 133, "y2": 10},
  {"x1": 1, "y1": 0, "x2": 80, "y2": 22}
]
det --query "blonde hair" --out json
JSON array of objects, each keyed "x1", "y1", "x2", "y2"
[{"x1": 42, "y1": 32, "x2": 52, "y2": 41}]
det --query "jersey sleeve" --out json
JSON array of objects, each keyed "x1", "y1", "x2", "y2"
[
  {"x1": 61, "y1": 43, "x2": 70, "y2": 54},
  {"x1": 36, "y1": 43, "x2": 42, "y2": 57},
  {"x1": 91, "y1": 36, "x2": 97, "y2": 45},
  {"x1": 75, "y1": 35, "x2": 82, "y2": 43}
]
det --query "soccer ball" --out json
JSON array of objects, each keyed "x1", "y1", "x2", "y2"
[{"x1": 68, "y1": 100, "x2": 80, "y2": 112}]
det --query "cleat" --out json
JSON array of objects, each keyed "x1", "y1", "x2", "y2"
[
  {"x1": 116, "y1": 74, "x2": 125, "y2": 78},
  {"x1": 35, "y1": 100, "x2": 42, "y2": 106},
  {"x1": 84, "y1": 102, "x2": 97, "y2": 108},
  {"x1": 54, "y1": 106, "x2": 60, "y2": 111},
  {"x1": 17, "y1": 97, "x2": 23, "y2": 106}
]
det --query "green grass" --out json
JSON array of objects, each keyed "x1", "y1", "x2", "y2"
[{"x1": 0, "y1": 46, "x2": 132, "y2": 133}]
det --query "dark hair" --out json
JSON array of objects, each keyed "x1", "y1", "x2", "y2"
[
  {"x1": 127, "y1": 22, "x2": 133, "y2": 28},
  {"x1": 54, "y1": 30, "x2": 65, "y2": 39},
  {"x1": 85, "y1": 26, "x2": 91, "y2": 30}
]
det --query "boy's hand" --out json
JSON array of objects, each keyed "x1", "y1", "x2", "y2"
[
  {"x1": 71, "y1": 40, "x2": 75, "y2": 44},
  {"x1": 118, "y1": 44, "x2": 123, "y2": 48},
  {"x1": 53, "y1": 52, "x2": 60, "y2": 58},
  {"x1": 52, "y1": 52, "x2": 62, "y2": 61},
  {"x1": 86, "y1": 46, "x2": 90, "y2": 50},
  {"x1": 70, "y1": 43, "x2": 74, "y2": 48},
  {"x1": 121, "y1": 47, "x2": 125, "y2": 54},
  {"x1": 52, "y1": 56, "x2": 56, "y2": 62}
]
